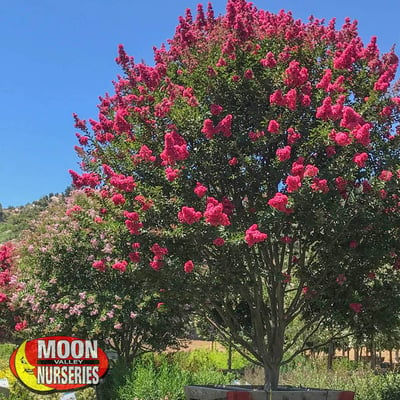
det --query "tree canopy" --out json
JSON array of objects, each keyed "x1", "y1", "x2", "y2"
[{"x1": 16, "y1": 0, "x2": 400, "y2": 389}]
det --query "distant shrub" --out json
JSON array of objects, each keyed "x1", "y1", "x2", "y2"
[{"x1": 169, "y1": 348, "x2": 249, "y2": 372}]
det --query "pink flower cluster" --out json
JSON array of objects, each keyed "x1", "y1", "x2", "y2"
[
  {"x1": 379, "y1": 170, "x2": 393, "y2": 181},
  {"x1": 316, "y1": 69, "x2": 345, "y2": 93},
  {"x1": 204, "y1": 197, "x2": 231, "y2": 226},
  {"x1": 15, "y1": 320, "x2": 28, "y2": 332},
  {"x1": 69, "y1": 170, "x2": 100, "y2": 189},
  {"x1": 210, "y1": 104, "x2": 223, "y2": 115},
  {"x1": 165, "y1": 167, "x2": 180, "y2": 182},
  {"x1": 109, "y1": 173, "x2": 136, "y2": 192},
  {"x1": 285, "y1": 175, "x2": 301, "y2": 193},
  {"x1": 201, "y1": 114, "x2": 233, "y2": 139},
  {"x1": 260, "y1": 51, "x2": 277, "y2": 68},
  {"x1": 245, "y1": 224, "x2": 268, "y2": 247},
  {"x1": 304, "y1": 165, "x2": 319, "y2": 177},
  {"x1": 76, "y1": 133, "x2": 89, "y2": 146},
  {"x1": 184, "y1": 260, "x2": 194, "y2": 273},
  {"x1": 267, "y1": 119, "x2": 280, "y2": 133},
  {"x1": 112, "y1": 260, "x2": 128, "y2": 273},
  {"x1": 340, "y1": 107, "x2": 365, "y2": 130},
  {"x1": 92, "y1": 260, "x2": 106, "y2": 272},
  {"x1": 160, "y1": 130, "x2": 189, "y2": 166},
  {"x1": 284, "y1": 61, "x2": 308, "y2": 87},
  {"x1": 336, "y1": 274, "x2": 347, "y2": 285},
  {"x1": 129, "y1": 243, "x2": 141, "y2": 264},
  {"x1": 316, "y1": 96, "x2": 344, "y2": 121},
  {"x1": 0, "y1": 243, "x2": 14, "y2": 270},
  {"x1": 353, "y1": 152, "x2": 368, "y2": 168},
  {"x1": 0, "y1": 243, "x2": 18, "y2": 315},
  {"x1": 194, "y1": 182, "x2": 208, "y2": 198},
  {"x1": 374, "y1": 63, "x2": 397, "y2": 92},
  {"x1": 213, "y1": 237, "x2": 225, "y2": 247},
  {"x1": 134, "y1": 145, "x2": 156, "y2": 163},
  {"x1": 270, "y1": 88, "x2": 310, "y2": 110},
  {"x1": 268, "y1": 193, "x2": 293, "y2": 214},
  {"x1": 333, "y1": 39, "x2": 363, "y2": 70},
  {"x1": 178, "y1": 206, "x2": 202, "y2": 224},
  {"x1": 124, "y1": 211, "x2": 143, "y2": 235},
  {"x1": 112, "y1": 193, "x2": 126, "y2": 205},
  {"x1": 291, "y1": 157, "x2": 305, "y2": 176},
  {"x1": 228, "y1": 157, "x2": 238, "y2": 166},
  {"x1": 287, "y1": 128, "x2": 301, "y2": 145},
  {"x1": 276, "y1": 146, "x2": 291, "y2": 162},
  {"x1": 316, "y1": 98, "x2": 371, "y2": 147},
  {"x1": 310, "y1": 178, "x2": 329, "y2": 193},
  {"x1": 248, "y1": 130, "x2": 265, "y2": 142},
  {"x1": 349, "y1": 303, "x2": 362, "y2": 313},
  {"x1": 66, "y1": 205, "x2": 82, "y2": 216},
  {"x1": 135, "y1": 195, "x2": 153, "y2": 211},
  {"x1": 150, "y1": 243, "x2": 168, "y2": 270}
]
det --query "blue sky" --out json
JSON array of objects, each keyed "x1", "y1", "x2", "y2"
[{"x1": 1, "y1": 0, "x2": 400, "y2": 207}]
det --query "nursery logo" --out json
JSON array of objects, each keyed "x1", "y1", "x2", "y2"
[{"x1": 9, "y1": 336, "x2": 109, "y2": 394}]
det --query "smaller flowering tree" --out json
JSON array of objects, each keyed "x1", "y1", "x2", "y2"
[{"x1": 14, "y1": 192, "x2": 191, "y2": 364}]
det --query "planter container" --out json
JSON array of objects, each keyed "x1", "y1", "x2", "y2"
[{"x1": 184, "y1": 385, "x2": 355, "y2": 400}]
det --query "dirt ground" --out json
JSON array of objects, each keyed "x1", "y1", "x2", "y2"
[{"x1": 175, "y1": 339, "x2": 226, "y2": 352}]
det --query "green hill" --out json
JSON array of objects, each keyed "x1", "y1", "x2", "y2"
[{"x1": 0, "y1": 190, "x2": 69, "y2": 244}]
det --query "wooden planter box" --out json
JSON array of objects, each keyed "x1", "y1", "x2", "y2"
[{"x1": 184, "y1": 385, "x2": 355, "y2": 400}]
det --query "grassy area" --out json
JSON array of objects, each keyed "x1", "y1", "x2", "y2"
[{"x1": 0, "y1": 344, "x2": 16, "y2": 391}]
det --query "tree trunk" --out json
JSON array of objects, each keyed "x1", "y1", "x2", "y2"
[
  {"x1": 263, "y1": 362, "x2": 280, "y2": 391},
  {"x1": 261, "y1": 334, "x2": 284, "y2": 390},
  {"x1": 370, "y1": 336, "x2": 376, "y2": 370},
  {"x1": 327, "y1": 342, "x2": 334, "y2": 370},
  {"x1": 227, "y1": 340, "x2": 232, "y2": 370}
]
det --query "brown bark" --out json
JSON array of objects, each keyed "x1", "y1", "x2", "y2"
[
  {"x1": 263, "y1": 362, "x2": 281, "y2": 391},
  {"x1": 327, "y1": 342, "x2": 334, "y2": 370},
  {"x1": 227, "y1": 340, "x2": 232, "y2": 370},
  {"x1": 371, "y1": 337, "x2": 376, "y2": 370}
]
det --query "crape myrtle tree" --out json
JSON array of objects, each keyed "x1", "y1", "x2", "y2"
[
  {"x1": 70, "y1": 0, "x2": 400, "y2": 388},
  {"x1": 13, "y1": 192, "x2": 191, "y2": 365}
]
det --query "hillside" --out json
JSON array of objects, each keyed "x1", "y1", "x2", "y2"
[{"x1": 0, "y1": 191, "x2": 68, "y2": 244}]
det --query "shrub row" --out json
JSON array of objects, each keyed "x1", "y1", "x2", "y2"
[{"x1": 98, "y1": 351, "x2": 238, "y2": 400}]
